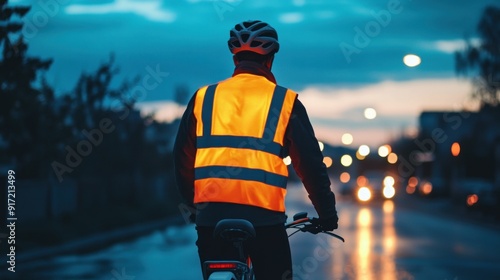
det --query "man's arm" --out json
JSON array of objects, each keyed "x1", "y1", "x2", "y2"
[
  {"x1": 173, "y1": 94, "x2": 197, "y2": 209},
  {"x1": 284, "y1": 99, "x2": 338, "y2": 223}
]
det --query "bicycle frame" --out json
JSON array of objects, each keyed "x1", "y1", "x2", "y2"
[{"x1": 204, "y1": 212, "x2": 344, "y2": 280}]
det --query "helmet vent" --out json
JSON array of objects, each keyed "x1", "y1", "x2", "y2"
[
  {"x1": 260, "y1": 31, "x2": 277, "y2": 39},
  {"x1": 241, "y1": 33, "x2": 250, "y2": 43},
  {"x1": 250, "y1": 41, "x2": 262, "y2": 47},
  {"x1": 243, "y1": 21, "x2": 257, "y2": 28},
  {"x1": 262, "y1": 42, "x2": 272, "y2": 48},
  {"x1": 252, "y1": 22, "x2": 267, "y2": 31}
]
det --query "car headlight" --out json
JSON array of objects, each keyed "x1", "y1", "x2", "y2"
[
  {"x1": 383, "y1": 185, "x2": 396, "y2": 199},
  {"x1": 357, "y1": 187, "x2": 372, "y2": 201},
  {"x1": 383, "y1": 176, "x2": 395, "y2": 187}
]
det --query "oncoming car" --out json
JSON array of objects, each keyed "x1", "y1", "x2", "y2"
[{"x1": 354, "y1": 171, "x2": 397, "y2": 202}]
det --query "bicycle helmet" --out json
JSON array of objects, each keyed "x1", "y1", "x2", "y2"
[{"x1": 228, "y1": 20, "x2": 279, "y2": 55}]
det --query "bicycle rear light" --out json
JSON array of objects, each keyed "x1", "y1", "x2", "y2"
[
  {"x1": 208, "y1": 263, "x2": 238, "y2": 269},
  {"x1": 205, "y1": 261, "x2": 250, "y2": 279}
]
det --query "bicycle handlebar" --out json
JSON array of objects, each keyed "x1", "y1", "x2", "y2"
[{"x1": 285, "y1": 216, "x2": 345, "y2": 242}]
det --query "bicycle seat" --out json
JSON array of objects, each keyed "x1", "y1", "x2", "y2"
[{"x1": 213, "y1": 219, "x2": 256, "y2": 242}]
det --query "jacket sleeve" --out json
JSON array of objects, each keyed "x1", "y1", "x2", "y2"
[
  {"x1": 284, "y1": 98, "x2": 338, "y2": 219},
  {"x1": 173, "y1": 94, "x2": 197, "y2": 209}
]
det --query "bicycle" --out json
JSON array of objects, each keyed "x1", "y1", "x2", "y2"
[{"x1": 203, "y1": 212, "x2": 344, "y2": 280}]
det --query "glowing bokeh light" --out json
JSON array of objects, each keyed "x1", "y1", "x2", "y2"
[
  {"x1": 421, "y1": 182, "x2": 433, "y2": 195},
  {"x1": 383, "y1": 185, "x2": 396, "y2": 199},
  {"x1": 364, "y1": 108, "x2": 377, "y2": 119},
  {"x1": 451, "y1": 142, "x2": 460, "y2": 157},
  {"x1": 358, "y1": 145, "x2": 370, "y2": 156},
  {"x1": 341, "y1": 154, "x2": 353, "y2": 167},
  {"x1": 403, "y1": 54, "x2": 421, "y2": 67},
  {"x1": 406, "y1": 185, "x2": 416, "y2": 194},
  {"x1": 378, "y1": 145, "x2": 390, "y2": 157},
  {"x1": 340, "y1": 172, "x2": 351, "y2": 183},
  {"x1": 283, "y1": 156, "x2": 292, "y2": 166},
  {"x1": 387, "y1": 153, "x2": 398, "y2": 164},
  {"x1": 357, "y1": 175, "x2": 368, "y2": 187},
  {"x1": 356, "y1": 151, "x2": 366, "y2": 160},
  {"x1": 323, "y1": 156, "x2": 333, "y2": 168},
  {"x1": 318, "y1": 141, "x2": 324, "y2": 152},
  {"x1": 341, "y1": 133, "x2": 353, "y2": 145},
  {"x1": 357, "y1": 187, "x2": 372, "y2": 202},
  {"x1": 408, "y1": 176, "x2": 418, "y2": 187},
  {"x1": 383, "y1": 176, "x2": 395, "y2": 187},
  {"x1": 466, "y1": 194, "x2": 478, "y2": 206}
]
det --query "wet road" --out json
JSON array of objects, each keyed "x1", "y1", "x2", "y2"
[
  {"x1": 286, "y1": 184, "x2": 500, "y2": 280},
  {"x1": 7, "y1": 182, "x2": 500, "y2": 280}
]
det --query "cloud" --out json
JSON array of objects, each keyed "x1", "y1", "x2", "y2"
[
  {"x1": 136, "y1": 101, "x2": 185, "y2": 123},
  {"x1": 65, "y1": 0, "x2": 176, "y2": 23},
  {"x1": 279, "y1": 12, "x2": 304, "y2": 24},
  {"x1": 292, "y1": 0, "x2": 305, "y2": 7},
  {"x1": 421, "y1": 39, "x2": 482, "y2": 54}
]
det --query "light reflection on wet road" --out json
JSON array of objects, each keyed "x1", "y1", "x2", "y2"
[
  {"x1": 287, "y1": 183, "x2": 500, "y2": 280},
  {"x1": 8, "y1": 182, "x2": 500, "y2": 280}
]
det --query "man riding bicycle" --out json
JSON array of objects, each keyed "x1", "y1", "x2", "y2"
[{"x1": 174, "y1": 20, "x2": 339, "y2": 280}]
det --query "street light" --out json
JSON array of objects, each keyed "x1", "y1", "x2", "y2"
[
  {"x1": 364, "y1": 108, "x2": 377, "y2": 120},
  {"x1": 403, "y1": 54, "x2": 421, "y2": 67}
]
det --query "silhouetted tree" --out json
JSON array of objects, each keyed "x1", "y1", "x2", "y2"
[
  {"x1": 455, "y1": 5, "x2": 500, "y2": 107},
  {"x1": 0, "y1": 1, "x2": 59, "y2": 177},
  {"x1": 69, "y1": 55, "x2": 135, "y2": 131},
  {"x1": 55, "y1": 57, "x2": 136, "y2": 176}
]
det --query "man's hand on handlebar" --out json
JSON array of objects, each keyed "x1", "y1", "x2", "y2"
[
  {"x1": 317, "y1": 214, "x2": 338, "y2": 231},
  {"x1": 286, "y1": 212, "x2": 344, "y2": 242}
]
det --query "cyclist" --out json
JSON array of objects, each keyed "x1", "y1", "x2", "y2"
[{"x1": 174, "y1": 20, "x2": 339, "y2": 280}]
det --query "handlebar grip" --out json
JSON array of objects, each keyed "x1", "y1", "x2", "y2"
[{"x1": 310, "y1": 217, "x2": 320, "y2": 224}]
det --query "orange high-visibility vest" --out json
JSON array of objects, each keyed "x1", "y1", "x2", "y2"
[{"x1": 192, "y1": 73, "x2": 297, "y2": 212}]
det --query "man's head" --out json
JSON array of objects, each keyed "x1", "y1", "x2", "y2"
[{"x1": 228, "y1": 20, "x2": 279, "y2": 70}]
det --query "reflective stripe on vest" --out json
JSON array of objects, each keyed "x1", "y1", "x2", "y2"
[{"x1": 192, "y1": 74, "x2": 297, "y2": 212}]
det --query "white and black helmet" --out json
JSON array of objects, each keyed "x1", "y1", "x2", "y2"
[{"x1": 228, "y1": 20, "x2": 279, "y2": 55}]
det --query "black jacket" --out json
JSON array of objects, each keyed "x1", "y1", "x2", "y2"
[{"x1": 174, "y1": 61, "x2": 337, "y2": 226}]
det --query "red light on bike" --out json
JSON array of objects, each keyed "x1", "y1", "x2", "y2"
[{"x1": 208, "y1": 263, "x2": 238, "y2": 269}]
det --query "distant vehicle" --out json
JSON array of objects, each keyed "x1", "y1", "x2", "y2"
[{"x1": 342, "y1": 170, "x2": 398, "y2": 203}]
